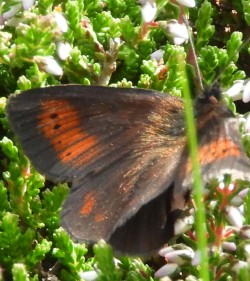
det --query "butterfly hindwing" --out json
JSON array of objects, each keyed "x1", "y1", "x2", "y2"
[
  {"x1": 61, "y1": 140, "x2": 185, "y2": 255},
  {"x1": 174, "y1": 96, "x2": 250, "y2": 199},
  {"x1": 108, "y1": 185, "x2": 175, "y2": 255}
]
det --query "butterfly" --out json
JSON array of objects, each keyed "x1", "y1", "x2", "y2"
[{"x1": 6, "y1": 84, "x2": 250, "y2": 256}]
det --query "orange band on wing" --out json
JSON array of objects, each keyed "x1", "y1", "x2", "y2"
[
  {"x1": 200, "y1": 138, "x2": 240, "y2": 161},
  {"x1": 95, "y1": 213, "x2": 106, "y2": 222},
  {"x1": 185, "y1": 138, "x2": 241, "y2": 174},
  {"x1": 38, "y1": 99, "x2": 98, "y2": 166},
  {"x1": 80, "y1": 191, "x2": 96, "y2": 215}
]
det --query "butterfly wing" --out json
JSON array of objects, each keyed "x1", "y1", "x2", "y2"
[
  {"x1": 174, "y1": 98, "x2": 250, "y2": 203},
  {"x1": 7, "y1": 85, "x2": 186, "y2": 254},
  {"x1": 108, "y1": 184, "x2": 182, "y2": 256}
]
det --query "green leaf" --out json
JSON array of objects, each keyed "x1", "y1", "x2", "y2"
[
  {"x1": 242, "y1": 0, "x2": 250, "y2": 25},
  {"x1": 26, "y1": 239, "x2": 52, "y2": 268},
  {"x1": 12, "y1": 263, "x2": 30, "y2": 281},
  {"x1": 53, "y1": 228, "x2": 90, "y2": 280},
  {"x1": 226, "y1": 31, "x2": 243, "y2": 62},
  {"x1": 0, "y1": 137, "x2": 18, "y2": 160},
  {"x1": 94, "y1": 240, "x2": 122, "y2": 281},
  {"x1": 195, "y1": 1, "x2": 215, "y2": 49}
]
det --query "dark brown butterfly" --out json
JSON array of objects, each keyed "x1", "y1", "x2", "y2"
[{"x1": 6, "y1": 84, "x2": 250, "y2": 256}]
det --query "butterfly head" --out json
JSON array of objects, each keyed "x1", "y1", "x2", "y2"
[{"x1": 193, "y1": 82, "x2": 234, "y2": 121}]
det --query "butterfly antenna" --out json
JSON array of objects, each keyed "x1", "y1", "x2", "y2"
[{"x1": 183, "y1": 15, "x2": 204, "y2": 96}]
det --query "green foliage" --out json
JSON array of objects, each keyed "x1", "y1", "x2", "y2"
[
  {"x1": 52, "y1": 229, "x2": 90, "y2": 280},
  {"x1": 0, "y1": 136, "x2": 68, "y2": 279},
  {"x1": 0, "y1": 0, "x2": 249, "y2": 280},
  {"x1": 94, "y1": 241, "x2": 122, "y2": 281},
  {"x1": 198, "y1": 31, "x2": 246, "y2": 87},
  {"x1": 242, "y1": 0, "x2": 250, "y2": 25},
  {"x1": 12, "y1": 263, "x2": 32, "y2": 281},
  {"x1": 93, "y1": 241, "x2": 154, "y2": 281},
  {"x1": 195, "y1": 1, "x2": 215, "y2": 50}
]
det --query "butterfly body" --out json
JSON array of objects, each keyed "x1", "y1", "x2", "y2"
[{"x1": 6, "y1": 85, "x2": 250, "y2": 255}]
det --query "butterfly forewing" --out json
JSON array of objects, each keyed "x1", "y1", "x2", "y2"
[{"x1": 7, "y1": 86, "x2": 183, "y2": 180}]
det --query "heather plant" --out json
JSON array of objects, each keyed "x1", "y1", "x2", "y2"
[{"x1": 0, "y1": 0, "x2": 250, "y2": 280}]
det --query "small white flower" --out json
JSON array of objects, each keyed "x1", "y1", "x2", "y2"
[
  {"x1": 54, "y1": 12, "x2": 68, "y2": 32},
  {"x1": 57, "y1": 42, "x2": 71, "y2": 60},
  {"x1": 154, "y1": 263, "x2": 179, "y2": 278},
  {"x1": 141, "y1": 0, "x2": 157, "y2": 23},
  {"x1": 226, "y1": 79, "x2": 250, "y2": 103},
  {"x1": 1, "y1": 0, "x2": 35, "y2": 22},
  {"x1": 34, "y1": 56, "x2": 63, "y2": 76},
  {"x1": 232, "y1": 261, "x2": 248, "y2": 273},
  {"x1": 226, "y1": 80, "x2": 244, "y2": 100},
  {"x1": 208, "y1": 200, "x2": 217, "y2": 209},
  {"x1": 22, "y1": 0, "x2": 35, "y2": 10},
  {"x1": 172, "y1": 37, "x2": 184, "y2": 45},
  {"x1": 225, "y1": 206, "x2": 244, "y2": 228},
  {"x1": 159, "y1": 246, "x2": 175, "y2": 257},
  {"x1": 231, "y1": 195, "x2": 244, "y2": 207},
  {"x1": 158, "y1": 277, "x2": 172, "y2": 281},
  {"x1": 174, "y1": 214, "x2": 194, "y2": 235},
  {"x1": 150, "y1": 49, "x2": 165, "y2": 61},
  {"x1": 164, "y1": 249, "x2": 195, "y2": 265},
  {"x1": 80, "y1": 270, "x2": 98, "y2": 281},
  {"x1": 2, "y1": 3, "x2": 22, "y2": 20},
  {"x1": 240, "y1": 226, "x2": 250, "y2": 239},
  {"x1": 238, "y1": 188, "x2": 249, "y2": 199},
  {"x1": 167, "y1": 20, "x2": 189, "y2": 45},
  {"x1": 242, "y1": 79, "x2": 250, "y2": 103},
  {"x1": 222, "y1": 241, "x2": 237, "y2": 252},
  {"x1": 175, "y1": 0, "x2": 196, "y2": 8},
  {"x1": 191, "y1": 250, "x2": 200, "y2": 266},
  {"x1": 232, "y1": 188, "x2": 250, "y2": 206},
  {"x1": 239, "y1": 205, "x2": 244, "y2": 214}
]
